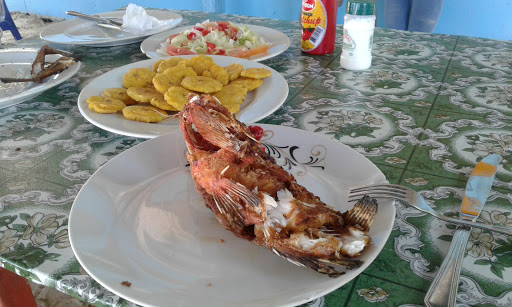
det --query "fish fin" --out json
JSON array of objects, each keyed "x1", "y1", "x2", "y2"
[
  {"x1": 344, "y1": 195, "x2": 378, "y2": 231},
  {"x1": 212, "y1": 179, "x2": 261, "y2": 227},
  {"x1": 189, "y1": 106, "x2": 248, "y2": 154},
  {"x1": 271, "y1": 248, "x2": 362, "y2": 278}
]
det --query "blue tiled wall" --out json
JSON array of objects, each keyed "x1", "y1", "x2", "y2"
[{"x1": 6, "y1": 0, "x2": 512, "y2": 41}]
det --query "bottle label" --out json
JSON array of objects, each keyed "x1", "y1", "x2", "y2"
[
  {"x1": 342, "y1": 32, "x2": 356, "y2": 52},
  {"x1": 301, "y1": 0, "x2": 327, "y2": 51}
]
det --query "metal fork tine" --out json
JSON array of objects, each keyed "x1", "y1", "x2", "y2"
[
  {"x1": 351, "y1": 184, "x2": 407, "y2": 194},
  {"x1": 348, "y1": 191, "x2": 405, "y2": 201},
  {"x1": 348, "y1": 183, "x2": 512, "y2": 236}
]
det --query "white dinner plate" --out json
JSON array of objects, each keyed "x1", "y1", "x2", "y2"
[
  {"x1": 0, "y1": 48, "x2": 81, "y2": 109},
  {"x1": 69, "y1": 124, "x2": 395, "y2": 307},
  {"x1": 78, "y1": 55, "x2": 289, "y2": 138},
  {"x1": 140, "y1": 24, "x2": 291, "y2": 61},
  {"x1": 40, "y1": 10, "x2": 182, "y2": 47}
]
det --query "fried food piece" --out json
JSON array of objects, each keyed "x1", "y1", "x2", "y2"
[
  {"x1": 179, "y1": 95, "x2": 379, "y2": 277},
  {"x1": 122, "y1": 105, "x2": 167, "y2": 123},
  {"x1": 240, "y1": 68, "x2": 271, "y2": 79},
  {"x1": 152, "y1": 60, "x2": 165, "y2": 72},
  {"x1": 86, "y1": 96, "x2": 103, "y2": 104},
  {"x1": 163, "y1": 65, "x2": 197, "y2": 86},
  {"x1": 184, "y1": 55, "x2": 214, "y2": 75},
  {"x1": 223, "y1": 103, "x2": 241, "y2": 114},
  {"x1": 202, "y1": 64, "x2": 229, "y2": 86},
  {"x1": 229, "y1": 77, "x2": 263, "y2": 91},
  {"x1": 164, "y1": 86, "x2": 196, "y2": 111},
  {"x1": 181, "y1": 76, "x2": 223, "y2": 93},
  {"x1": 157, "y1": 57, "x2": 186, "y2": 73},
  {"x1": 88, "y1": 97, "x2": 126, "y2": 113},
  {"x1": 152, "y1": 73, "x2": 175, "y2": 94},
  {"x1": 212, "y1": 84, "x2": 248, "y2": 112},
  {"x1": 150, "y1": 95, "x2": 179, "y2": 111},
  {"x1": 102, "y1": 88, "x2": 138, "y2": 105},
  {"x1": 122, "y1": 68, "x2": 156, "y2": 88},
  {"x1": 224, "y1": 63, "x2": 244, "y2": 81},
  {"x1": 127, "y1": 87, "x2": 163, "y2": 103}
]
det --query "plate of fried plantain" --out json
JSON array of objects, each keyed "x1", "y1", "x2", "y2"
[{"x1": 78, "y1": 55, "x2": 288, "y2": 138}]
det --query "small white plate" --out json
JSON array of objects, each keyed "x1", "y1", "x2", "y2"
[
  {"x1": 78, "y1": 55, "x2": 289, "y2": 138},
  {"x1": 69, "y1": 124, "x2": 394, "y2": 307},
  {"x1": 0, "y1": 48, "x2": 81, "y2": 109},
  {"x1": 140, "y1": 24, "x2": 291, "y2": 61},
  {"x1": 40, "y1": 10, "x2": 182, "y2": 47}
]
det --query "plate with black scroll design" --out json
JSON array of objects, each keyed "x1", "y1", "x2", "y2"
[{"x1": 69, "y1": 124, "x2": 394, "y2": 307}]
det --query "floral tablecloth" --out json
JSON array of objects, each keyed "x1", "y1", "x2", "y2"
[{"x1": 1, "y1": 9, "x2": 511, "y2": 307}]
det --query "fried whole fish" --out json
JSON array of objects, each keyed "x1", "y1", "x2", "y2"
[{"x1": 180, "y1": 94, "x2": 378, "y2": 277}]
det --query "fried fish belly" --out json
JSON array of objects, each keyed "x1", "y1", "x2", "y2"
[{"x1": 180, "y1": 94, "x2": 378, "y2": 277}]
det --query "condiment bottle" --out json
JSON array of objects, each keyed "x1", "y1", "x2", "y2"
[
  {"x1": 300, "y1": 0, "x2": 337, "y2": 55},
  {"x1": 340, "y1": 0, "x2": 376, "y2": 70}
]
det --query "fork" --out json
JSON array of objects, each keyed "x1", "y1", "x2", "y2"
[{"x1": 348, "y1": 184, "x2": 512, "y2": 236}]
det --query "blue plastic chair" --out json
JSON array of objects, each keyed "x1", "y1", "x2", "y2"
[{"x1": 0, "y1": 0, "x2": 22, "y2": 40}]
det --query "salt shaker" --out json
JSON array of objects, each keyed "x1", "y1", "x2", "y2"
[{"x1": 339, "y1": 0, "x2": 376, "y2": 70}]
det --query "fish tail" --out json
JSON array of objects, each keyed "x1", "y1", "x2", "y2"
[{"x1": 344, "y1": 195, "x2": 378, "y2": 231}]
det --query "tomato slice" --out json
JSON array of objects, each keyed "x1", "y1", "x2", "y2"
[
  {"x1": 224, "y1": 27, "x2": 238, "y2": 40},
  {"x1": 201, "y1": 29, "x2": 211, "y2": 36},
  {"x1": 166, "y1": 45, "x2": 196, "y2": 56},
  {"x1": 206, "y1": 42, "x2": 216, "y2": 54},
  {"x1": 193, "y1": 26, "x2": 205, "y2": 32},
  {"x1": 186, "y1": 32, "x2": 197, "y2": 40},
  {"x1": 215, "y1": 49, "x2": 226, "y2": 55},
  {"x1": 227, "y1": 45, "x2": 270, "y2": 58},
  {"x1": 216, "y1": 21, "x2": 229, "y2": 31}
]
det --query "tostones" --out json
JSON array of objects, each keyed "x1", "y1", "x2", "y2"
[
  {"x1": 224, "y1": 63, "x2": 244, "y2": 81},
  {"x1": 122, "y1": 105, "x2": 167, "y2": 123},
  {"x1": 150, "y1": 95, "x2": 179, "y2": 111},
  {"x1": 164, "y1": 86, "x2": 196, "y2": 111},
  {"x1": 102, "y1": 87, "x2": 138, "y2": 105},
  {"x1": 181, "y1": 76, "x2": 223, "y2": 93},
  {"x1": 223, "y1": 102, "x2": 241, "y2": 114},
  {"x1": 202, "y1": 64, "x2": 229, "y2": 85},
  {"x1": 126, "y1": 87, "x2": 163, "y2": 103},
  {"x1": 162, "y1": 65, "x2": 197, "y2": 86},
  {"x1": 86, "y1": 96, "x2": 103, "y2": 104},
  {"x1": 152, "y1": 73, "x2": 175, "y2": 94},
  {"x1": 88, "y1": 97, "x2": 126, "y2": 113},
  {"x1": 122, "y1": 68, "x2": 156, "y2": 88},
  {"x1": 157, "y1": 57, "x2": 186, "y2": 73},
  {"x1": 152, "y1": 60, "x2": 165, "y2": 72},
  {"x1": 184, "y1": 55, "x2": 213, "y2": 75},
  {"x1": 229, "y1": 77, "x2": 263, "y2": 91},
  {"x1": 212, "y1": 84, "x2": 248, "y2": 110},
  {"x1": 240, "y1": 68, "x2": 271, "y2": 79}
]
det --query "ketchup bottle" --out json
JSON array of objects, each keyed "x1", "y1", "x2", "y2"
[{"x1": 301, "y1": 0, "x2": 337, "y2": 55}]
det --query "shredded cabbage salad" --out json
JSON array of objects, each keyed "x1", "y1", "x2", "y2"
[{"x1": 157, "y1": 20, "x2": 269, "y2": 58}]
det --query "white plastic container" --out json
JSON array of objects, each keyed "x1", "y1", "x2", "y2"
[{"x1": 340, "y1": 0, "x2": 376, "y2": 70}]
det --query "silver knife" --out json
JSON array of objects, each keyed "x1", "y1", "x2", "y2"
[
  {"x1": 424, "y1": 154, "x2": 501, "y2": 307},
  {"x1": 65, "y1": 11, "x2": 124, "y2": 30}
]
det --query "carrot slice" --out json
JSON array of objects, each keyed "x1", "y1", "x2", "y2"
[{"x1": 228, "y1": 45, "x2": 270, "y2": 58}]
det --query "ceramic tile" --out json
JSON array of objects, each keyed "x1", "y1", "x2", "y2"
[
  {"x1": 346, "y1": 274, "x2": 426, "y2": 306},
  {"x1": 393, "y1": 170, "x2": 512, "y2": 300},
  {"x1": 410, "y1": 109, "x2": 512, "y2": 188}
]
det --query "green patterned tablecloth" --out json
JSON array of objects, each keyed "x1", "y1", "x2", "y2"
[{"x1": 1, "y1": 9, "x2": 512, "y2": 307}]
